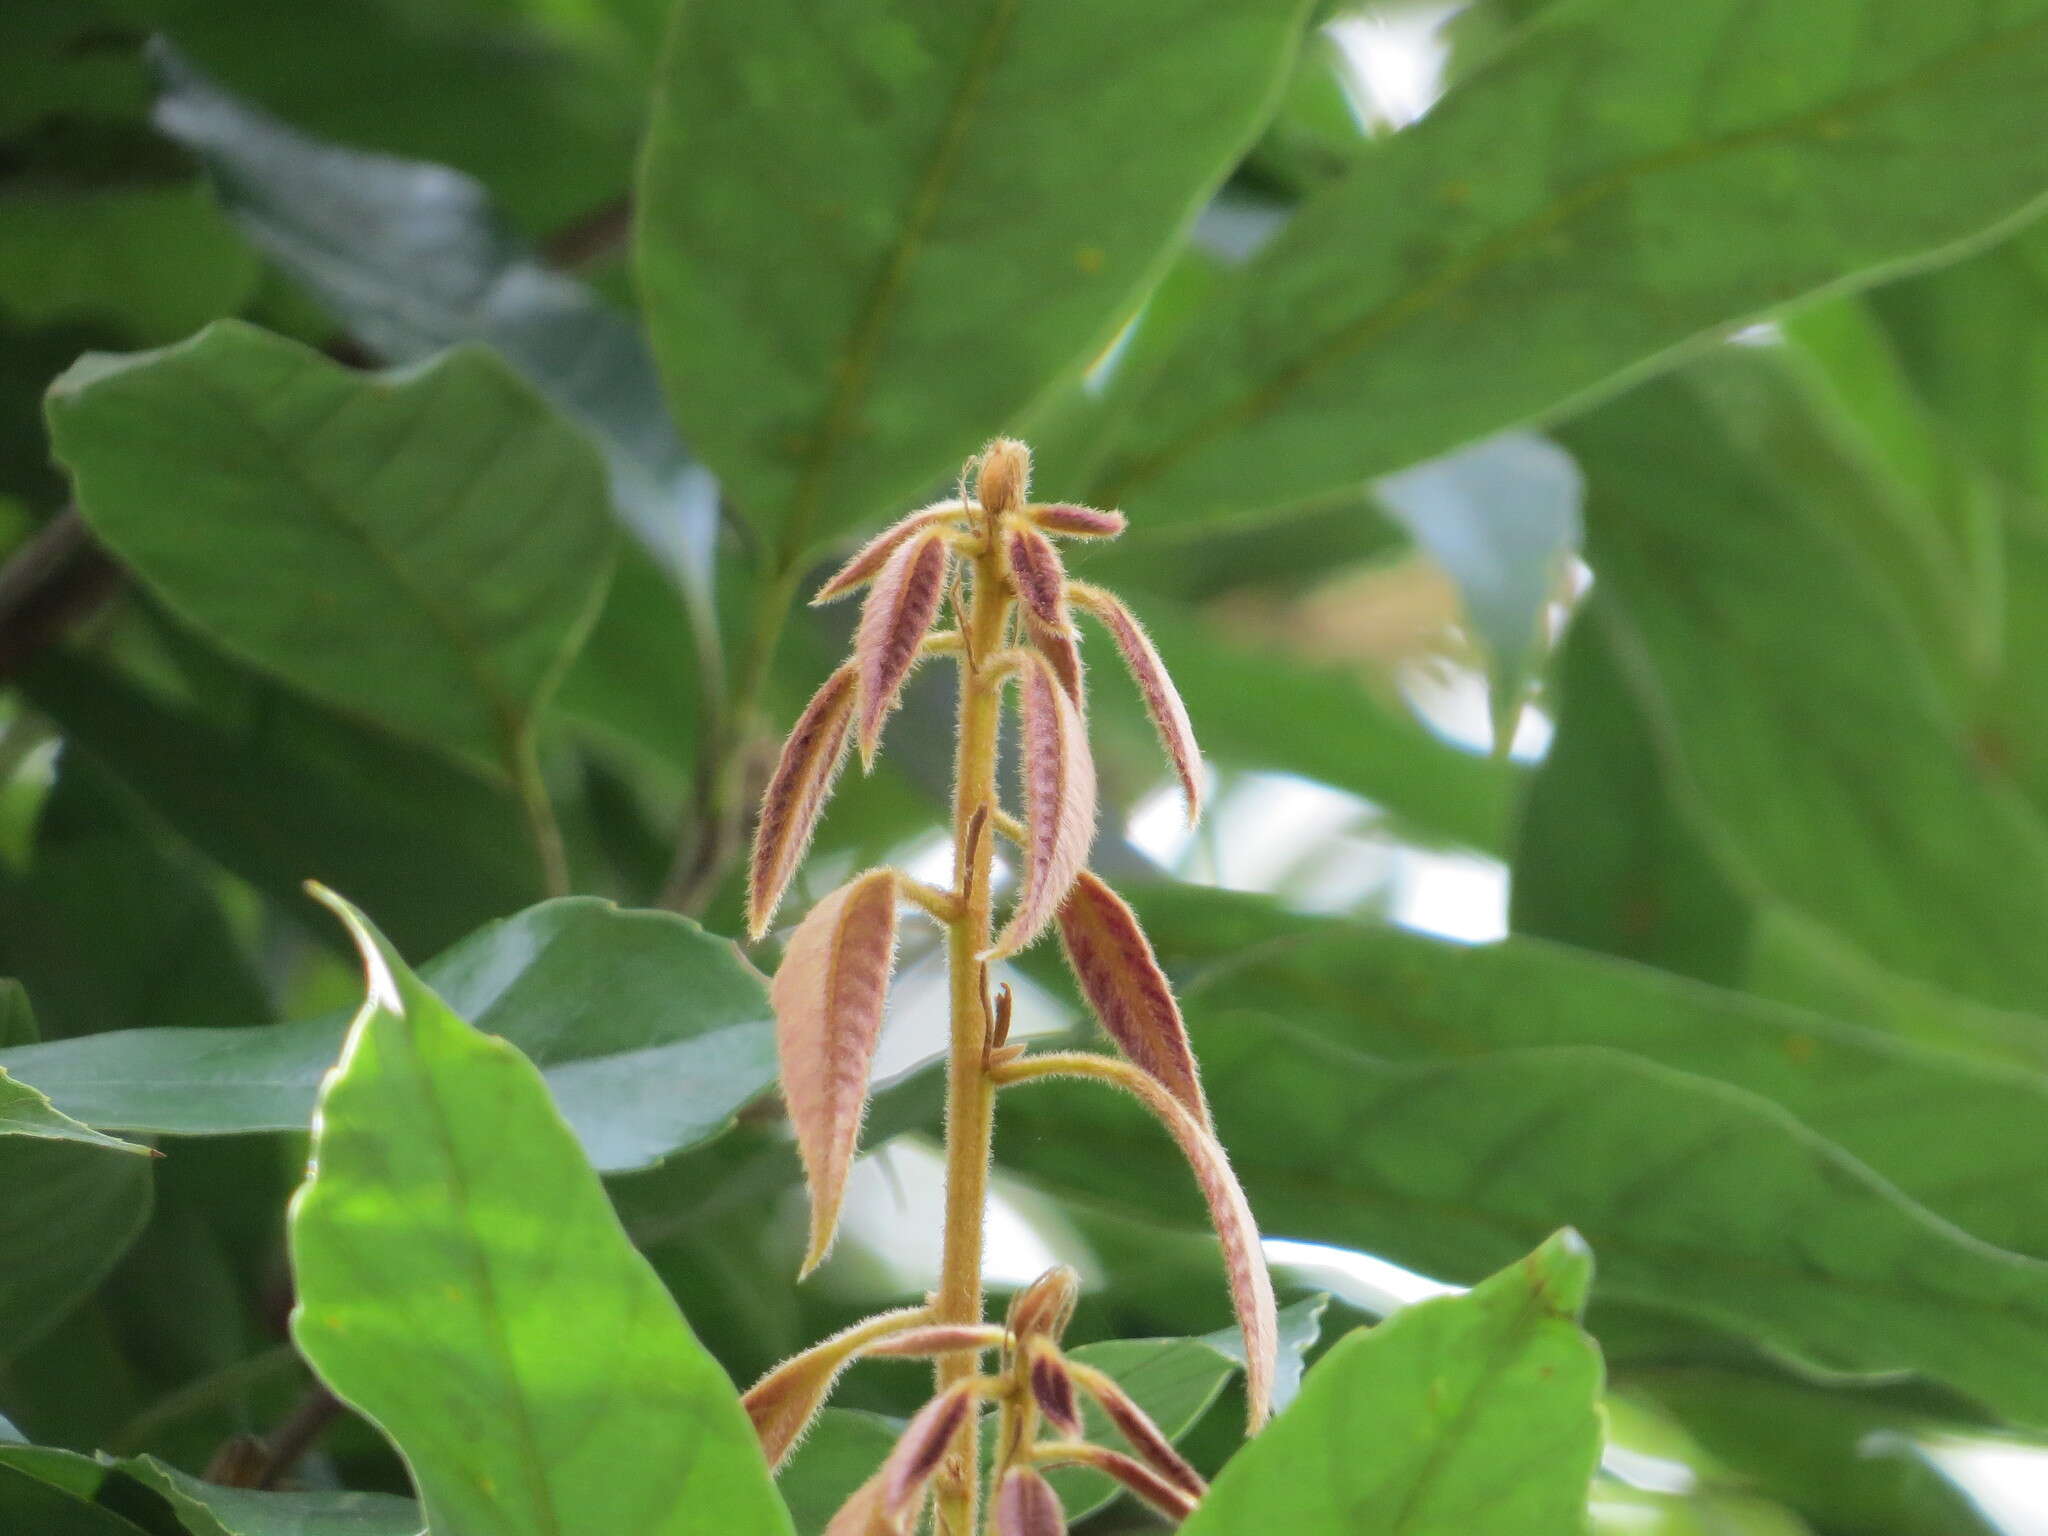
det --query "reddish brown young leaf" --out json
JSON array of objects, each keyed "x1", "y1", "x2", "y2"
[
  {"x1": 990, "y1": 651, "x2": 1096, "y2": 958},
  {"x1": 1027, "y1": 1342, "x2": 1081, "y2": 1436},
  {"x1": 812, "y1": 500, "x2": 962, "y2": 605},
  {"x1": 854, "y1": 528, "x2": 951, "y2": 767},
  {"x1": 880, "y1": 1380, "x2": 980, "y2": 1523},
  {"x1": 994, "y1": 1467, "x2": 1066, "y2": 1536},
  {"x1": 1067, "y1": 1360, "x2": 1205, "y2": 1497},
  {"x1": 1041, "y1": 1445, "x2": 1196, "y2": 1523},
  {"x1": 1003, "y1": 521, "x2": 1069, "y2": 630},
  {"x1": 1071, "y1": 583, "x2": 1202, "y2": 825},
  {"x1": 748, "y1": 662, "x2": 858, "y2": 940},
  {"x1": 1006, "y1": 1264, "x2": 1080, "y2": 1343},
  {"x1": 1029, "y1": 503, "x2": 1126, "y2": 540},
  {"x1": 1025, "y1": 609, "x2": 1084, "y2": 705},
  {"x1": 743, "y1": 1304, "x2": 928, "y2": 1469},
  {"x1": 771, "y1": 868, "x2": 901, "y2": 1275},
  {"x1": 859, "y1": 1324, "x2": 1007, "y2": 1358},
  {"x1": 977, "y1": 437, "x2": 1031, "y2": 515},
  {"x1": 1056, "y1": 870, "x2": 1208, "y2": 1126}
]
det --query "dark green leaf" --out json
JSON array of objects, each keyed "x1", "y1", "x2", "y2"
[
  {"x1": 0, "y1": 1136, "x2": 152, "y2": 1359},
  {"x1": 0, "y1": 1067, "x2": 148, "y2": 1154},
  {"x1": 47, "y1": 320, "x2": 616, "y2": 768},
  {"x1": 0, "y1": 1461, "x2": 154, "y2": 1536},
  {"x1": 1180, "y1": 1232, "x2": 1601, "y2": 1535},
  {"x1": 288, "y1": 888, "x2": 790, "y2": 1535},
  {"x1": 1087, "y1": 0, "x2": 2048, "y2": 530},
  {"x1": 1, "y1": 897, "x2": 774, "y2": 1174},
  {"x1": 636, "y1": 0, "x2": 1314, "y2": 555},
  {"x1": 121, "y1": 1455, "x2": 422, "y2": 1536}
]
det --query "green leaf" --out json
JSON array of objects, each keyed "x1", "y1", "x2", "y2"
[
  {"x1": 46, "y1": 320, "x2": 617, "y2": 769},
  {"x1": 774, "y1": 1409, "x2": 899, "y2": 1536},
  {"x1": 0, "y1": 1136, "x2": 152, "y2": 1358},
  {"x1": 636, "y1": 0, "x2": 1313, "y2": 555},
  {"x1": 121, "y1": 1455, "x2": 422, "y2": 1536},
  {"x1": 1180, "y1": 1232, "x2": 1602, "y2": 1536},
  {"x1": 0, "y1": 982, "x2": 36, "y2": 1048},
  {"x1": 1201, "y1": 1292, "x2": 1327, "y2": 1416},
  {"x1": 1, "y1": 897, "x2": 774, "y2": 1174},
  {"x1": 1559, "y1": 355, "x2": 2048, "y2": 1021},
  {"x1": 999, "y1": 1019, "x2": 2048, "y2": 1431},
  {"x1": 288, "y1": 888, "x2": 790, "y2": 1536},
  {"x1": 0, "y1": 1067, "x2": 148, "y2": 1155},
  {"x1": 20, "y1": 649, "x2": 542, "y2": 958},
  {"x1": 149, "y1": 44, "x2": 720, "y2": 619},
  {"x1": 1085, "y1": 0, "x2": 2048, "y2": 530},
  {"x1": 0, "y1": 1461, "x2": 154, "y2": 1536}
]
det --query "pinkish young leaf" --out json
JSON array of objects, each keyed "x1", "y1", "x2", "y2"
[
  {"x1": 1071, "y1": 583, "x2": 1202, "y2": 825},
  {"x1": 994, "y1": 1467, "x2": 1066, "y2": 1536},
  {"x1": 1006, "y1": 1264, "x2": 1080, "y2": 1343},
  {"x1": 1003, "y1": 520, "x2": 1069, "y2": 629},
  {"x1": 1027, "y1": 1342, "x2": 1081, "y2": 1436},
  {"x1": 989, "y1": 651, "x2": 1096, "y2": 958},
  {"x1": 1056, "y1": 870, "x2": 1208, "y2": 1126},
  {"x1": 1025, "y1": 609, "x2": 1085, "y2": 705},
  {"x1": 1066, "y1": 1359, "x2": 1205, "y2": 1497},
  {"x1": 744, "y1": 1304, "x2": 928, "y2": 1469},
  {"x1": 748, "y1": 662, "x2": 858, "y2": 940},
  {"x1": 1041, "y1": 1444, "x2": 1195, "y2": 1523},
  {"x1": 812, "y1": 500, "x2": 962, "y2": 605},
  {"x1": 854, "y1": 528, "x2": 951, "y2": 766},
  {"x1": 772, "y1": 868, "x2": 901, "y2": 1275},
  {"x1": 859, "y1": 1324, "x2": 1007, "y2": 1358},
  {"x1": 880, "y1": 1381, "x2": 981, "y2": 1523},
  {"x1": 1029, "y1": 503, "x2": 1126, "y2": 540}
]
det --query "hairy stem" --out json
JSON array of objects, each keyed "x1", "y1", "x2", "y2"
[{"x1": 934, "y1": 541, "x2": 1011, "y2": 1535}]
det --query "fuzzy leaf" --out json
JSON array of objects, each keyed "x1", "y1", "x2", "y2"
[
  {"x1": 992, "y1": 652, "x2": 1097, "y2": 958},
  {"x1": 746, "y1": 1306, "x2": 930, "y2": 1470},
  {"x1": 994, "y1": 1468, "x2": 1065, "y2": 1536},
  {"x1": 1003, "y1": 521, "x2": 1069, "y2": 630},
  {"x1": 1067, "y1": 1361, "x2": 1204, "y2": 1498},
  {"x1": 854, "y1": 531, "x2": 951, "y2": 767},
  {"x1": 1030, "y1": 504, "x2": 1126, "y2": 540},
  {"x1": 813, "y1": 502, "x2": 964, "y2": 605},
  {"x1": 750, "y1": 664, "x2": 860, "y2": 940},
  {"x1": 1026, "y1": 611, "x2": 1086, "y2": 705},
  {"x1": 1057, "y1": 871, "x2": 1207, "y2": 1126},
  {"x1": 1072, "y1": 585, "x2": 1201, "y2": 825},
  {"x1": 874, "y1": 1382, "x2": 978, "y2": 1528},
  {"x1": 1028, "y1": 1343, "x2": 1081, "y2": 1436},
  {"x1": 773, "y1": 870, "x2": 903, "y2": 1275}
]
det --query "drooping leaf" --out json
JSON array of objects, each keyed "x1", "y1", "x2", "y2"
[
  {"x1": 0, "y1": 898, "x2": 775, "y2": 1174},
  {"x1": 1055, "y1": 871, "x2": 1207, "y2": 1125},
  {"x1": 1180, "y1": 1232, "x2": 1602, "y2": 1536},
  {"x1": 1068, "y1": 585, "x2": 1202, "y2": 825},
  {"x1": 1084, "y1": 0, "x2": 2048, "y2": 531},
  {"x1": 636, "y1": 0, "x2": 1314, "y2": 557},
  {"x1": 750, "y1": 663, "x2": 860, "y2": 940},
  {"x1": 992, "y1": 652, "x2": 1096, "y2": 958},
  {"x1": 149, "y1": 43, "x2": 721, "y2": 615},
  {"x1": 813, "y1": 502, "x2": 964, "y2": 606},
  {"x1": 47, "y1": 320, "x2": 617, "y2": 770},
  {"x1": 771, "y1": 869, "x2": 902, "y2": 1275},
  {"x1": 0, "y1": 1135, "x2": 152, "y2": 1359},
  {"x1": 0, "y1": 1068, "x2": 147, "y2": 1155},
  {"x1": 853, "y1": 530, "x2": 950, "y2": 767},
  {"x1": 289, "y1": 887, "x2": 791, "y2": 1536},
  {"x1": 121, "y1": 1455, "x2": 422, "y2": 1536},
  {"x1": 992, "y1": 1468, "x2": 1061, "y2": 1536}
]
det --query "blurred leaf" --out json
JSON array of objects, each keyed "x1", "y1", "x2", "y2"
[
  {"x1": 21, "y1": 649, "x2": 542, "y2": 957},
  {"x1": 122, "y1": 1455, "x2": 422, "y2": 1536},
  {"x1": 636, "y1": 0, "x2": 1313, "y2": 557},
  {"x1": 1375, "y1": 431, "x2": 1581, "y2": 747},
  {"x1": 1200, "y1": 1291, "x2": 1327, "y2": 1416},
  {"x1": 150, "y1": 44, "x2": 721, "y2": 618},
  {"x1": 1000, "y1": 1019, "x2": 2048, "y2": 1430},
  {"x1": 1, "y1": 897, "x2": 774, "y2": 1174},
  {"x1": 289, "y1": 888, "x2": 790, "y2": 1535},
  {"x1": 1561, "y1": 354, "x2": 2048, "y2": 1023},
  {"x1": 0, "y1": 984, "x2": 34, "y2": 1049},
  {"x1": 1180, "y1": 1232, "x2": 1601, "y2": 1535},
  {"x1": 1085, "y1": 0, "x2": 2048, "y2": 531},
  {"x1": 1589, "y1": 1481, "x2": 1812, "y2": 1536},
  {"x1": 0, "y1": 1136, "x2": 151, "y2": 1359},
  {"x1": 775, "y1": 1409, "x2": 898, "y2": 1536},
  {"x1": 0, "y1": 751, "x2": 271, "y2": 1039},
  {"x1": 0, "y1": 1461, "x2": 155, "y2": 1536},
  {"x1": 0, "y1": 1068, "x2": 148, "y2": 1154},
  {"x1": 47, "y1": 320, "x2": 616, "y2": 770}
]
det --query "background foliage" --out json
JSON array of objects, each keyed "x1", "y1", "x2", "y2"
[{"x1": 5, "y1": 0, "x2": 2048, "y2": 1531}]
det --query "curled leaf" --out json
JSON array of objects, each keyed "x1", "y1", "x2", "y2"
[
  {"x1": 854, "y1": 529, "x2": 951, "y2": 766},
  {"x1": 813, "y1": 501, "x2": 962, "y2": 605},
  {"x1": 1027, "y1": 1342, "x2": 1081, "y2": 1436},
  {"x1": 1030, "y1": 503, "x2": 1125, "y2": 540},
  {"x1": 748, "y1": 662, "x2": 858, "y2": 940},
  {"x1": 977, "y1": 437, "x2": 1031, "y2": 515},
  {"x1": 744, "y1": 1304, "x2": 928, "y2": 1469},
  {"x1": 1057, "y1": 870, "x2": 1208, "y2": 1126},
  {"x1": 1072, "y1": 583, "x2": 1202, "y2": 825},
  {"x1": 1025, "y1": 609, "x2": 1085, "y2": 705},
  {"x1": 1067, "y1": 1359, "x2": 1205, "y2": 1497},
  {"x1": 772, "y1": 869, "x2": 901, "y2": 1275},
  {"x1": 1003, "y1": 521, "x2": 1069, "y2": 630},
  {"x1": 990, "y1": 651, "x2": 1096, "y2": 958},
  {"x1": 1006, "y1": 1264, "x2": 1080, "y2": 1343},
  {"x1": 994, "y1": 1467, "x2": 1066, "y2": 1536}
]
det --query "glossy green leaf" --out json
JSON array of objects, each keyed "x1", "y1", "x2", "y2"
[
  {"x1": 1, "y1": 897, "x2": 774, "y2": 1174},
  {"x1": 1560, "y1": 356, "x2": 2048, "y2": 1022},
  {"x1": 636, "y1": 0, "x2": 1313, "y2": 556},
  {"x1": 0, "y1": 1136, "x2": 151, "y2": 1359},
  {"x1": 288, "y1": 888, "x2": 790, "y2": 1536},
  {"x1": 0, "y1": 1067, "x2": 147, "y2": 1154},
  {"x1": 122, "y1": 1455, "x2": 423, "y2": 1536},
  {"x1": 999, "y1": 1017, "x2": 2048, "y2": 1430},
  {"x1": 1085, "y1": 0, "x2": 2048, "y2": 530},
  {"x1": 21, "y1": 649, "x2": 542, "y2": 958},
  {"x1": 1181, "y1": 1232, "x2": 1601, "y2": 1535},
  {"x1": 47, "y1": 320, "x2": 617, "y2": 768},
  {"x1": 150, "y1": 44, "x2": 720, "y2": 617}
]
